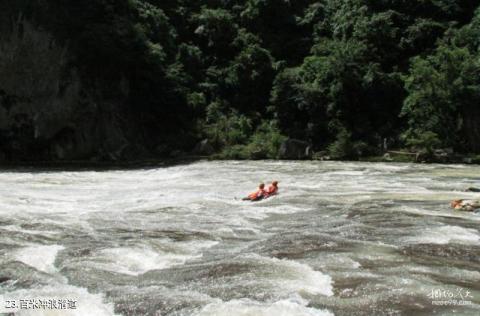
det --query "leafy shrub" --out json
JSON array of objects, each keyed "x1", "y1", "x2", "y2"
[
  {"x1": 327, "y1": 128, "x2": 371, "y2": 159},
  {"x1": 215, "y1": 120, "x2": 286, "y2": 159},
  {"x1": 404, "y1": 131, "x2": 441, "y2": 154},
  {"x1": 204, "y1": 104, "x2": 253, "y2": 148}
]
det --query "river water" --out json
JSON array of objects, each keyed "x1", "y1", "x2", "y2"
[{"x1": 0, "y1": 161, "x2": 479, "y2": 316}]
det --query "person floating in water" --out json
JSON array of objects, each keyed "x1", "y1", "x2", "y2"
[
  {"x1": 450, "y1": 199, "x2": 480, "y2": 212},
  {"x1": 243, "y1": 183, "x2": 266, "y2": 201},
  {"x1": 265, "y1": 181, "x2": 279, "y2": 198},
  {"x1": 243, "y1": 181, "x2": 279, "y2": 201}
]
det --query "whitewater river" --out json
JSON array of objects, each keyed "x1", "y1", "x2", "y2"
[{"x1": 0, "y1": 161, "x2": 479, "y2": 316}]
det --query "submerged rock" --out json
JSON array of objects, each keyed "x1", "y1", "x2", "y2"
[{"x1": 402, "y1": 243, "x2": 480, "y2": 267}]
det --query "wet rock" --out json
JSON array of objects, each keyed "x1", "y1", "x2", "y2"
[
  {"x1": 415, "y1": 150, "x2": 430, "y2": 163},
  {"x1": 250, "y1": 233, "x2": 353, "y2": 259},
  {"x1": 466, "y1": 187, "x2": 480, "y2": 192},
  {"x1": 193, "y1": 139, "x2": 214, "y2": 156},
  {"x1": 0, "y1": 261, "x2": 55, "y2": 289},
  {"x1": 383, "y1": 153, "x2": 393, "y2": 161},
  {"x1": 117, "y1": 144, "x2": 149, "y2": 161},
  {"x1": 203, "y1": 262, "x2": 253, "y2": 278},
  {"x1": 278, "y1": 138, "x2": 312, "y2": 160},
  {"x1": 0, "y1": 21, "x2": 151, "y2": 163},
  {"x1": 401, "y1": 243, "x2": 480, "y2": 267},
  {"x1": 433, "y1": 148, "x2": 454, "y2": 163},
  {"x1": 250, "y1": 149, "x2": 267, "y2": 160}
]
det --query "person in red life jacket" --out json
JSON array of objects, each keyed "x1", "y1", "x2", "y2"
[
  {"x1": 451, "y1": 199, "x2": 480, "y2": 212},
  {"x1": 243, "y1": 183, "x2": 266, "y2": 201},
  {"x1": 265, "y1": 181, "x2": 279, "y2": 198}
]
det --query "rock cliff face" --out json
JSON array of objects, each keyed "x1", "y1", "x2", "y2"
[{"x1": 0, "y1": 18, "x2": 146, "y2": 162}]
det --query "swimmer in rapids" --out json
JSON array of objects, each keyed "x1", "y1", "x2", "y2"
[
  {"x1": 450, "y1": 199, "x2": 480, "y2": 212},
  {"x1": 265, "y1": 181, "x2": 279, "y2": 198},
  {"x1": 242, "y1": 181, "x2": 279, "y2": 201},
  {"x1": 242, "y1": 183, "x2": 266, "y2": 201}
]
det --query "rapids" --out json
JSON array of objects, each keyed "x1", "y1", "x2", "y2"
[{"x1": 0, "y1": 161, "x2": 479, "y2": 315}]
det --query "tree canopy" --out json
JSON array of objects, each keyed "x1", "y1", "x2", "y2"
[{"x1": 1, "y1": 0, "x2": 479, "y2": 161}]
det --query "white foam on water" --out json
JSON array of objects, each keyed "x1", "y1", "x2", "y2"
[
  {"x1": 1, "y1": 225, "x2": 60, "y2": 237},
  {"x1": 90, "y1": 240, "x2": 219, "y2": 276},
  {"x1": 271, "y1": 259, "x2": 334, "y2": 297},
  {"x1": 318, "y1": 254, "x2": 361, "y2": 270},
  {"x1": 194, "y1": 298, "x2": 334, "y2": 316},
  {"x1": 13, "y1": 245, "x2": 65, "y2": 274},
  {"x1": 241, "y1": 255, "x2": 334, "y2": 297},
  {"x1": 213, "y1": 227, "x2": 237, "y2": 238},
  {"x1": 406, "y1": 225, "x2": 480, "y2": 245},
  {"x1": 237, "y1": 204, "x2": 308, "y2": 222},
  {"x1": 0, "y1": 285, "x2": 118, "y2": 316},
  {"x1": 398, "y1": 205, "x2": 480, "y2": 221},
  {"x1": 325, "y1": 171, "x2": 365, "y2": 176},
  {"x1": 92, "y1": 247, "x2": 199, "y2": 276},
  {"x1": 174, "y1": 240, "x2": 220, "y2": 253}
]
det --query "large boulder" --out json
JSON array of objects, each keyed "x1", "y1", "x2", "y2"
[
  {"x1": 193, "y1": 139, "x2": 214, "y2": 156},
  {"x1": 279, "y1": 139, "x2": 312, "y2": 160}
]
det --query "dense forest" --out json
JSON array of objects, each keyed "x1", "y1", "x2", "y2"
[{"x1": 0, "y1": 0, "x2": 479, "y2": 162}]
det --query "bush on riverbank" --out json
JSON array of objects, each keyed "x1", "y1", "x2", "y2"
[{"x1": 213, "y1": 120, "x2": 286, "y2": 160}]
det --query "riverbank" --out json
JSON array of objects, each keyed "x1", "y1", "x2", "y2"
[
  {"x1": 0, "y1": 156, "x2": 208, "y2": 171},
  {"x1": 1, "y1": 151, "x2": 480, "y2": 170},
  {"x1": 361, "y1": 150, "x2": 480, "y2": 164}
]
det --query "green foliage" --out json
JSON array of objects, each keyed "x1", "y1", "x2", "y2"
[
  {"x1": 247, "y1": 121, "x2": 287, "y2": 159},
  {"x1": 223, "y1": 40, "x2": 275, "y2": 113},
  {"x1": 215, "y1": 120, "x2": 287, "y2": 159},
  {"x1": 204, "y1": 105, "x2": 253, "y2": 147},
  {"x1": 193, "y1": 7, "x2": 237, "y2": 61},
  {"x1": 2, "y1": 0, "x2": 480, "y2": 162},
  {"x1": 240, "y1": 0, "x2": 311, "y2": 63},
  {"x1": 405, "y1": 131, "x2": 441, "y2": 154},
  {"x1": 327, "y1": 128, "x2": 370, "y2": 159},
  {"x1": 271, "y1": 38, "x2": 404, "y2": 149},
  {"x1": 401, "y1": 14, "x2": 480, "y2": 152}
]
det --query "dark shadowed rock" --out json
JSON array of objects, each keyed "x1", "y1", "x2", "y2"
[
  {"x1": 278, "y1": 139, "x2": 312, "y2": 160},
  {"x1": 193, "y1": 139, "x2": 214, "y2": 156},
  {"x1": 248, "y1": 233, "x2": 354, "y2": 259},
  {"x1": 466, "y1": 187, "x2": 480, "y2": 192}
]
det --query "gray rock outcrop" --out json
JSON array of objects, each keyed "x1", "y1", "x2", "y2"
[
  {"x1": 278, "y1": 139, "x2": 312, "y2": 160},
  {"x1": 193, "y1": 139, "x2": 214, "y2": 156}
]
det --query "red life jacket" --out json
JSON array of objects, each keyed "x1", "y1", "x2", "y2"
[
  {"x1": 248, "y1": 189, "x2": 265, "y2": 200},
  {"x1": 266, "y1": 185, "x2": 278, "y2": 196}
]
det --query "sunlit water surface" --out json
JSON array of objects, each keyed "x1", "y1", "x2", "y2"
[{"x1": 1, "y1": 161, "x2": 479, "y2": 315}]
